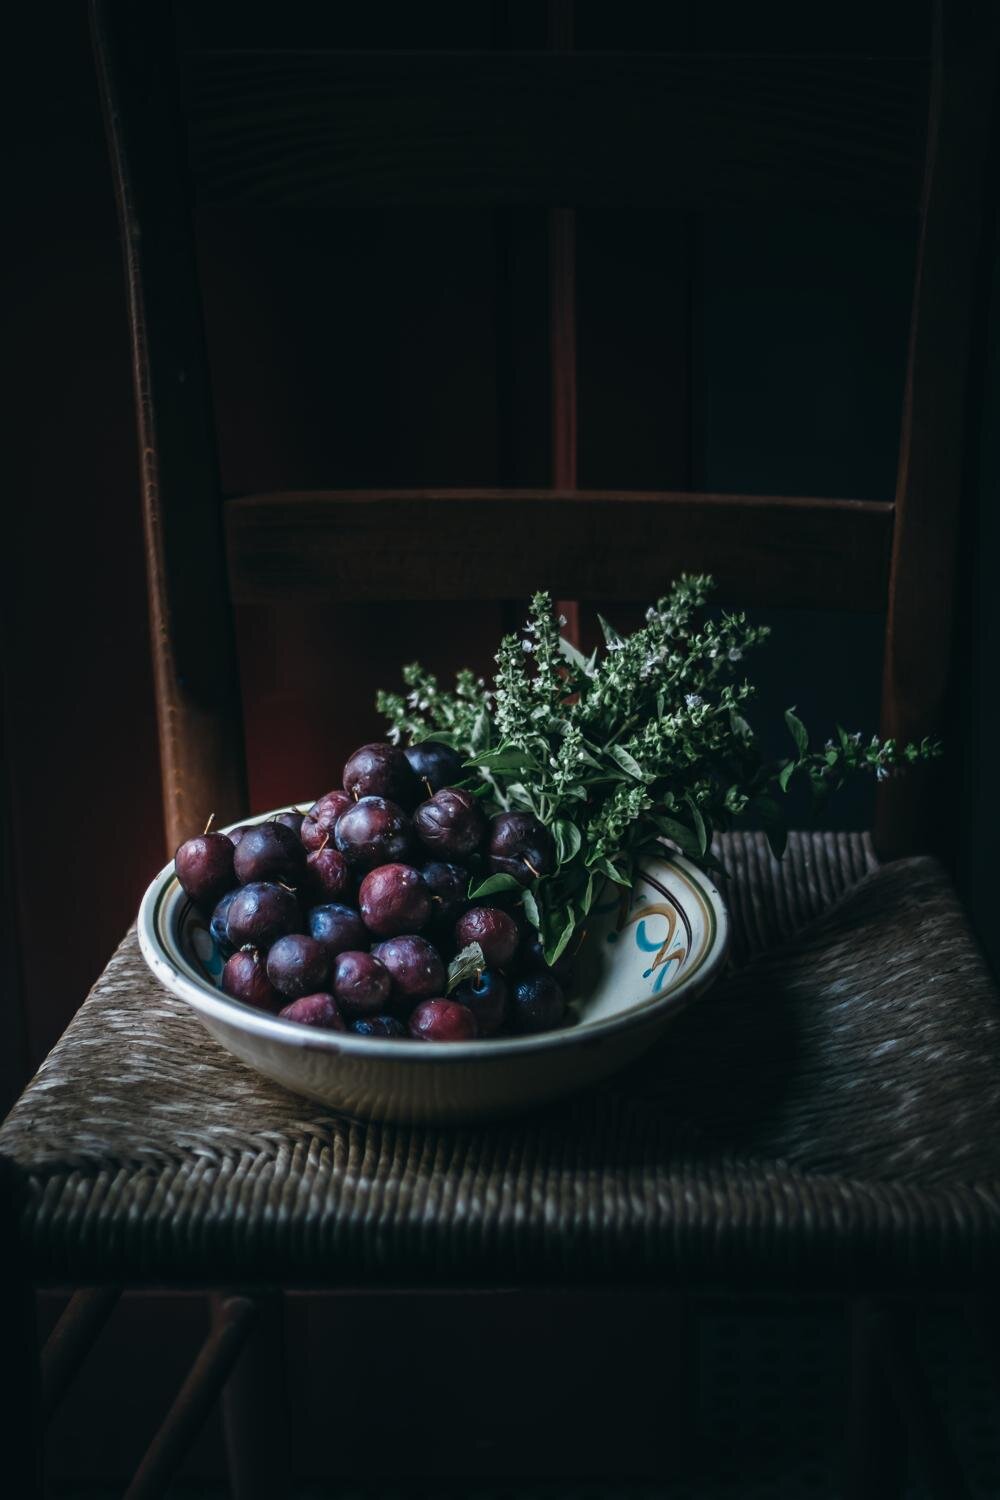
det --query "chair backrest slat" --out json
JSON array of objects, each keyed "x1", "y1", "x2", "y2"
[
  {"x1": 92, "y1": 0, "x2": 248, "y2": 852},
  {"x1": 877, "y1": 0, "x2": 998, "y2": 857}
]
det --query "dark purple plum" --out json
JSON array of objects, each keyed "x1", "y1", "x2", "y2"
[
  {"x1": 307, "y1": 902, "x2": 369, "y2": 960},
  {"x1": 222, "y1": 948, "x2": 281, "y2": 1012},
  {"x1": 278, "y1": 993, "x2": 346, "y2": 1031},
  {"x1": 306, "y1": 845, "x2": 353, "y2": 902},
  {"x1": 409, "y1": 999, "x2": 478, "y2": 1042},
  {"x1": 209, "y1": 889, "x2": 239, "y2": 956},
  {"x1": 453, "y1": 970, "x2": 508, "y2": 1037},
  {"x1": 404, "y1": 740, "x2": 465, "y2": 795},
  {"x1": 370, "y1": 935, "x2": 446, "y2": 1006},
  {"x1": 515, "y1": 928, "x2": 576, "y2": 985},
  {"x1": 343, "y1": 742, "x2": 421, "y2": 809},
  {"x1": 454, "y1": 906, "x2": 519, "y2": 968},
  {"x1": 486, "y1": 811, "x2": 556, "y2": 887},
  {"x1": 266, "y1": 934, "x2": 330, "y2": 999},
  {"x1": 226, "y1": 825, "x2": 254, "y2": 847},
  {"x1": 351, "y1": 1014, "x2": 406, "y2": 1039},
  {"x1": 274, "y1": 809, "x2": 305, "y2": 837},
  {"x1": 233, "y1": 821, "x2": 307, "y2": 886},
  {"x1": 510, "y1": 974, "x2": 566, "y2": 1034},
  {"x1": 335, "y1": 796, "x2": 414, "y2": 871},
  {"x1": 175, "y1": 833, "x2": 236, "y2": 911},
  {"x1": 413, "y1": 787, "x2": 487, "y2": 860},
  {"x1": 301, "y1": 790, "x2": 351, "y2": 852},
  {"x1": 332, "y1": 950, "x2": 392, "y2": 1018},
  {"x1": 422, "y1": 861, "x2": 470, "y2": 930},
  {"x1": 226, "y1": 882, "x2": 302, "y2": 949},
  {"x1": 359, "y1": 863, "x2": 431, "y2": 937}
]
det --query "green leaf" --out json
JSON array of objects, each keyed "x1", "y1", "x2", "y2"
[
  {"x1": 551, "y1": 818, "x2": 583, "y2": 866},
  {"x1": 544, "y1": 909, "x2": 578, "y2": 966},
  {"x1": 521, "y1": 889, "x2": 541, "y2": 929},
  {"x1": 784, "y1": 708, "x2": 809, "y2": 756},
  {"x1": 574, "y1": 871, "x2": 596, "y2": 923},
  {"x1": 607, "y1": 744, "x2": 645, "y2": 781},
  {"x1": 777, "y1": 759, "x2": 796, "y2": 793},
  {"x1": 652, "y1": 816, "x2": 701, "y2": 858},
  {"x1": 446, "y1": 942, "x2": 485, "y2": 994},
  {"x1": 595, "y1": 856, "x2": 632, "y2": 888},
  {"x1": 558, "y1": 636, "x2": 590, "y2": 672},
  {"x1": 466, "y1": 744, "x2": 538, "y2": 772},
  {"x1": 467, "y1": 872, "x2": 522, "y2": 900},
  {"x1": 597, "y1": 613, "x2": 624, "y2": 649},
  {"x1": 684, "y1": 796, "x2": 708, "y2": 856}
]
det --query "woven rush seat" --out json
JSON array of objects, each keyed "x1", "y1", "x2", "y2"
[{"x1": 4, "y1": 832, "x2": 1000, "y2": 1293}]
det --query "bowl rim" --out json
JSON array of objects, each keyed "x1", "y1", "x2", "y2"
[{"x1": 137, "y1": 803, "x2": 730, "y2": 1064}]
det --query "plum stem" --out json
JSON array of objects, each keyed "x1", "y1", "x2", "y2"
[
  {"x1": 524, "y1": 858, "x2": 541, "y2": 880},
  {"x1": 202, "y1": 812, "x2": 215, "y2": 835}
]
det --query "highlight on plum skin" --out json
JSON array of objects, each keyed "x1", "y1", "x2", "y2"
[
  {"x1": 307, "y1": 902, "x2": 369, "y2": 960},
  {"x1": 370, "y1": 934, "x2": 446, "y2": 1007},
  {"x1": 351, "y1": 1014, "x2": 406, "y2": 1038}
]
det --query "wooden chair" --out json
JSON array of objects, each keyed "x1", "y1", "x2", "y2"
[{"x1": 4, "y1": 2, "x2": 998, "y2": 1494}]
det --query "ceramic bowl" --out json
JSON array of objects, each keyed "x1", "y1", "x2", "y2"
[{"x1": 137, "y1": 804, "x2": 729, "y2": 1124}]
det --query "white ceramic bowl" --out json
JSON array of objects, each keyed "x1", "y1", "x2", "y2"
[{"x1": 137, "y1": 804, "x2": 729, "y2": 1124}]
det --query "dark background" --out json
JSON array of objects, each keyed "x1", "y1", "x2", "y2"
[{"x1": 4, "y1": 2, "x2": 998, "y2": 1488}]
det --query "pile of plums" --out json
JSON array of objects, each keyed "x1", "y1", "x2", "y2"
[{"x1": 173, "y1": 741, "x2": 572, "y2": 1042}]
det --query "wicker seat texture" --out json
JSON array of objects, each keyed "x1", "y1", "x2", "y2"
[{"x1": 4, "y1": 832, "x2": 999, "y2": 1293}]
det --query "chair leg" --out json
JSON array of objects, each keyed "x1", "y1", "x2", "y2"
[
  {"x1": 846, "y1": 1298, "x2": 906, "y2": 1500},
  {"x1": 214, "y1": 1290, "x2": 292, "y2": 1499}
]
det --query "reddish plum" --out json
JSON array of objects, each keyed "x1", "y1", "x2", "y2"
[
  {"x1": 370, "y1": 935, "x2": 446, "y2": 1006},
  {"x1": 175, "y1": 833, "x2": 236, "y2": 911},
  {"x1": 222, "y1": 948, "x2": 281, "y2": 1012},
  {"x1": 409, "y1": 999, "x2": 478, "y2": 1042},
  {"x1": 359, "y1": 863, "x2": 431, "y2": 937},
  {"x1": 306, "y1": 845, "x2": 353, "y2": 902},
  {"x1": 278, "y1": 993, "x2": 346, "y2": 1031},
  {"x1": 301, "y1": 790, "x2": 351, "y2": 851},
  {"x1": 454, "y1": 906, "x2": 519, "y2": 968},
  {"x1": 332, "y1": 950, "x2": 392, "y2": 1018}
]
